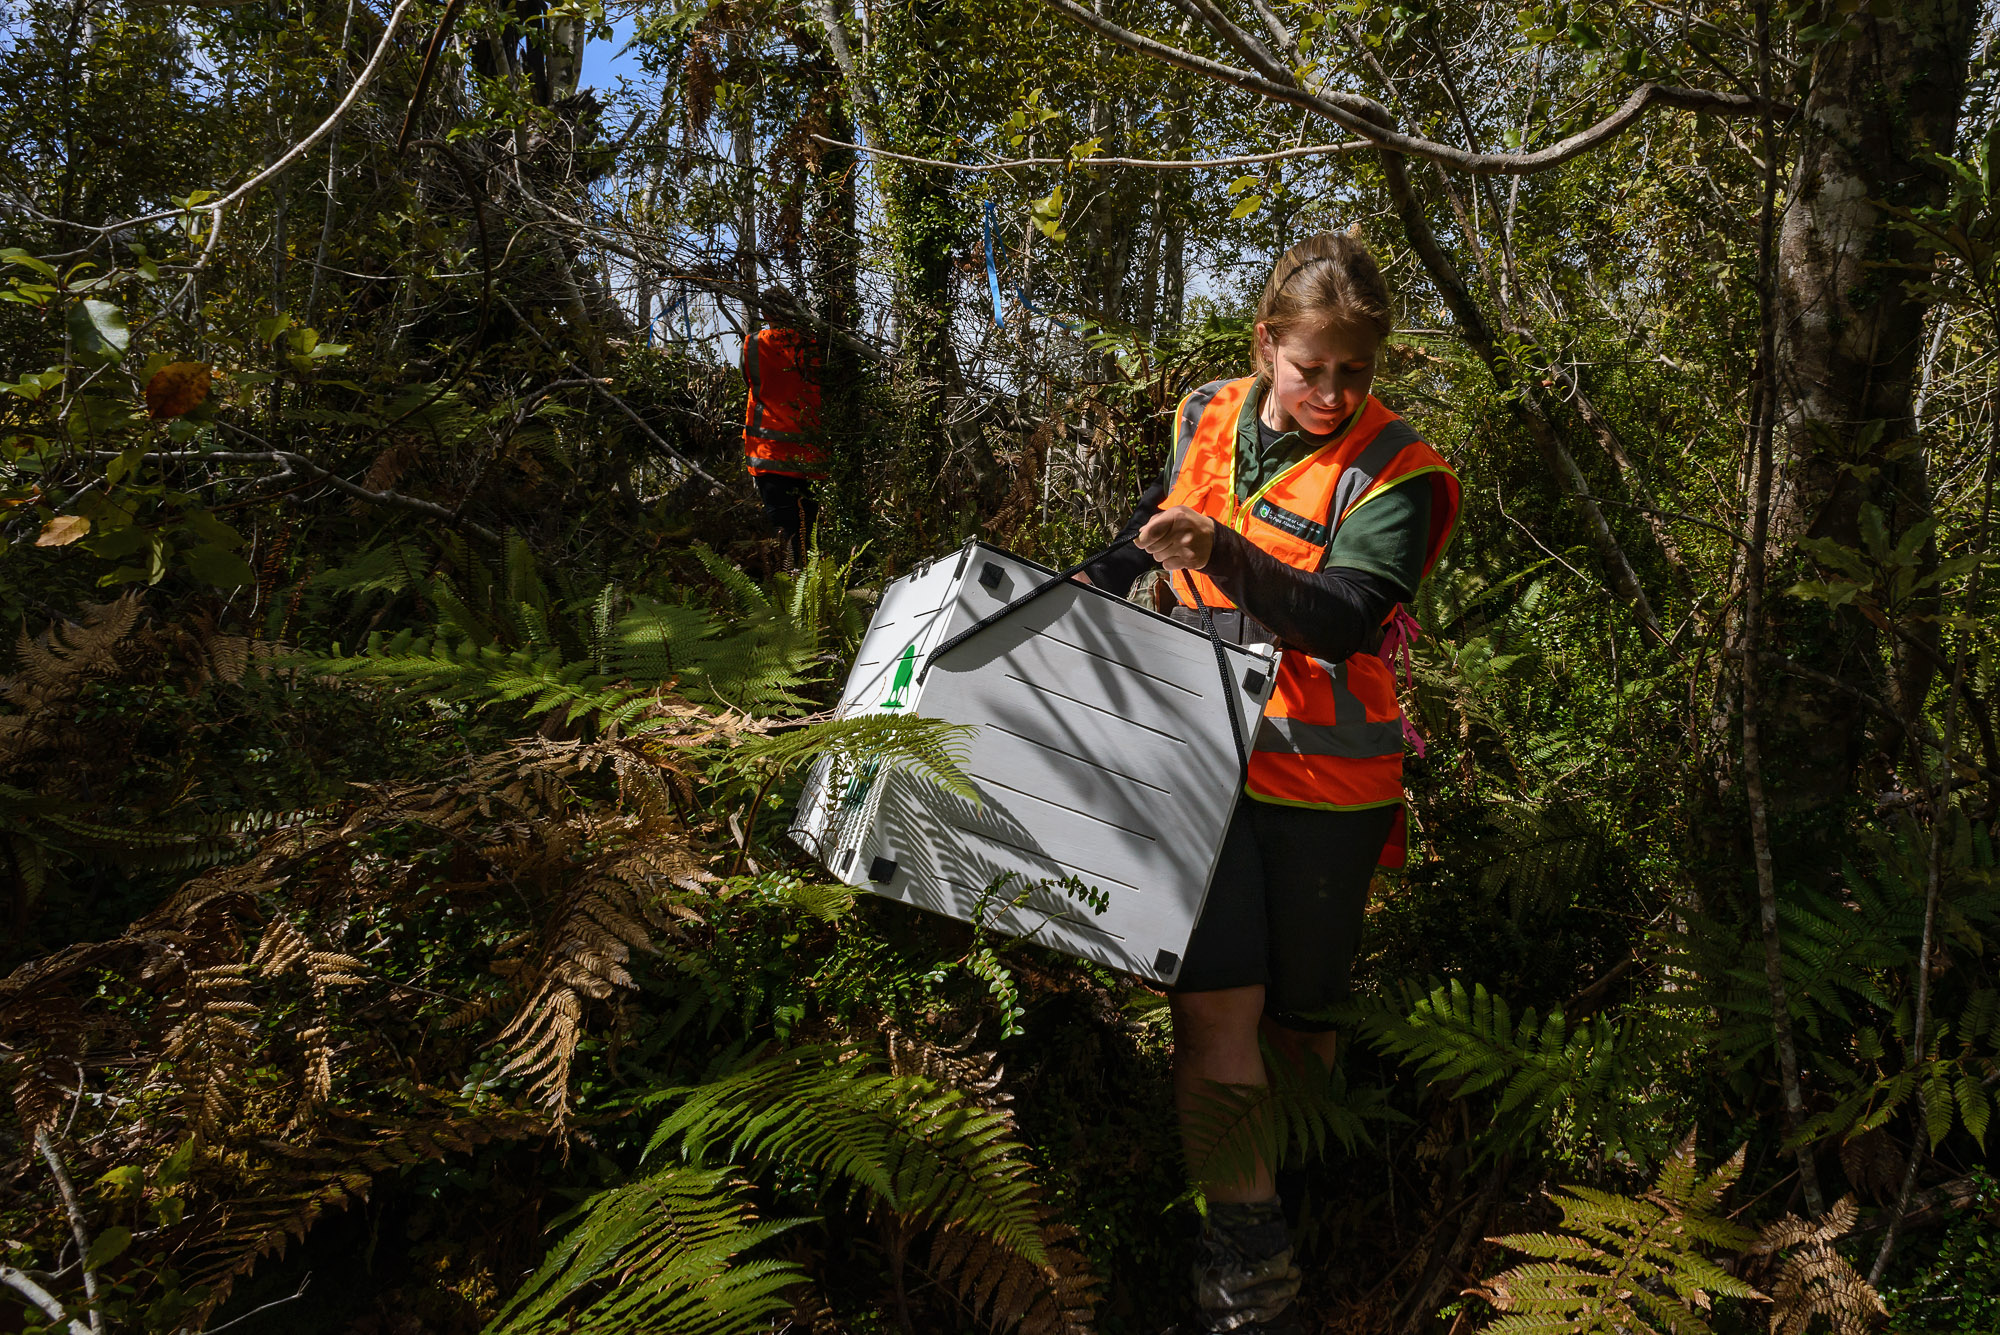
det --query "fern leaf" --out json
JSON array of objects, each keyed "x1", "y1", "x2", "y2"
[
  {"x1": 647, "y1": 1044, "x2": 1048, "y2": 1264},
  {"x1": 485, "y1": 1168, "x2": 805, "y2": 1335},
  {"x1": 1483, "y1": 1136, "x2": 1763, "y2": 1335}
]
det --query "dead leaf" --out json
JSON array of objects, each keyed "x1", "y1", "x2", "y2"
[
  {"x1": 144, "y1": 361, "x2": 212, "y2": 419},
  {"x1": 36, "y1": 514, "x2": 91, "y2": 546}
]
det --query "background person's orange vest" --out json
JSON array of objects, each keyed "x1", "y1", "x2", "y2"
[
  {"x1": 1164, "y1": 377, "x2": 1460, "y2": 863},
  {"x1": 742, "y1": 327, "x2": 827, "y2": 478}
]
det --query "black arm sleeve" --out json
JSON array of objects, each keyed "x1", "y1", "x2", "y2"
[
  {"x1": 1201, "y1": 526, "x2": 1408, "y2": 662},
  {"x1": 1078, "y1": 479, "x2": 1167, "y2": 591}
]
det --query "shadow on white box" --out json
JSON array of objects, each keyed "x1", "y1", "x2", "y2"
[{"x1": 789, "y1": 538, "x2": 1277, "y2": 985}]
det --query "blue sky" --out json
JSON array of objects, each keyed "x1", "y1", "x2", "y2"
[{"x1": 579, "y1": 13, "x2": 643, "y2": 96}]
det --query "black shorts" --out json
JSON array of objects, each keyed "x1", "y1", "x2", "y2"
[
  {"x1": 1170, "y1": 798, "x2": 1399, "y2": 1031},
  {"x1": 752, "y1": 471, "x2": 820, "y2": 540}
]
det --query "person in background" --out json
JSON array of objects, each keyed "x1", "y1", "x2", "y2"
[
  {"x1": 1081, "y1": 230, "x2": 1460, "y2": 1334},
  {"x1": 741, "y1": 286, "x2": 826, "y2": 570}
]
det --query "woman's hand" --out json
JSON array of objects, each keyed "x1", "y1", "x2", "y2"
[{"x1": 1136, "y1": 505, "x2": 1216, "y2": 571}]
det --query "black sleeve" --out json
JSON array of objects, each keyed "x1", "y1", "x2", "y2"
[
  {"x1": 1200, "y1": 526, "x2": 1408, "y2": 662},
  {"x1": 1078, "y1": 479, "x2": 1167, "y2": 592}
]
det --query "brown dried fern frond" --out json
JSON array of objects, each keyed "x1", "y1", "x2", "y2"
[
  {"x1": 926, "y1": 1213, "x2": 1098, "y2": 1335},
  {"x1": 252, "y1": 917, "x2": 366, "y2": 1118},
  {"x1": 10, "y1": 592, "x2": 142, "y2": 691},
  {"x1": 173, "y1": 1105, "x2": 550, "y2": 1319},
  {"x1": 887, "y1": 1026, "x2": 1011, "y2": 1106},
  {"x1": 1749, "y1": 1196, "x2": 1885, "y2": 1335}
]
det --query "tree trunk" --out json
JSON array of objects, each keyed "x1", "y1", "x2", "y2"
[
  {"x1": 1763, "y1": 0, "x2": 1977, "y2": 833},
  {"x1": 878, "y1": 0, "x2": 960, "y2": 552},
  {"x1": 810, "y1": 65, "x2": 869, "y2": 549}
]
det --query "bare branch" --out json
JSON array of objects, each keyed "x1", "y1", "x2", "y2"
[
  {"x1": 497, "y1": 296, "x2": 727, "y2": 493},
  {"x1": 87, "y1": 444, "x2": 504, "y2": 544},
  {"x1": 0, "y1": 1265, "x2": 90, "y2": 1335},
  {"x1": 1242, "y1": 0, "x2": 1300, "y2": 63},
  {"x1": 87, "y1": 0, "x2": 422, "y2": 235},
  {"x1": 809, "y1": 134, "x2": 1373, "y2": 172},
  {"x1": 1037, "y1": 0, "x2": 1772, "y2": 174},
  {"x1": 33, "y1": 1131, "x2": 100, "y2": 1335}
]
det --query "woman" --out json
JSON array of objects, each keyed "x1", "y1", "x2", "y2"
[{"x1": 1080, "y1": 230, "x2": 1460, "y2": 1334}]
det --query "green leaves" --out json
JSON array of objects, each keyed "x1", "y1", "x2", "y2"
[
  {"x1": 183, "y1": 543, "x2": 256, "y2": 588},
  {"x1": 1227, "y1": 173, "x2": 1264, "y2": 219},
  {"x1": 1028, "y1": 185, "x2": 1066, "y2": 241},
  {"x1": 1787, "y1": 500, "x2": 1992, "y2": 617},
  {"x1": 1002, "y1": 86, "x2": 1061, "y2": 147},
  {"x1": 67, "y1": 297, "x2": 130, "y2": 358},
  {"x1": 84, "y1": 1225, "x2": 134, "y2": 1273},
  {"x1": 1183, "y1": 1046, "x2": 1402, "y2": 1191},
  {"x1": 1355, "y1": 978, "x2": 1669, "y2": 1167}
]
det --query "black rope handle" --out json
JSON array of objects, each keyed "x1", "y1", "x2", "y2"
[{"x1": 1182, "y1": 571, "x2": 1251, "y2": 779}]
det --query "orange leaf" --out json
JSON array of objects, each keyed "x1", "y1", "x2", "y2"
[
  {"x1": 144, "y1": 361, "x2": 212, "y2": 419},
  {"x1": 36, "y1": 514, "x2": 90, "y2": 546}
]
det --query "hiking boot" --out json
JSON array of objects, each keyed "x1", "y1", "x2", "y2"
[{"x1": 1190, "y1": 1198, "x2": 1303, "y2": 1333}]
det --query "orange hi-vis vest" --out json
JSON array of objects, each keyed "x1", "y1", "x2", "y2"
[
  {"x1": 1164, "y1": 377, "x2": 1460, "y2": 843},
  {"x1": 742, "y1": 327, "x2": 827, "y2": 478}
]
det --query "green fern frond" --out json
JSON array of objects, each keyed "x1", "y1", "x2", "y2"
[
  {"x1": 646, "y1": 1043, "x2": 1048, "y2": 1264},
  {"x1": 746, "y1": 713, "x2": 977, "y2": 800},
  {"x1": 1482, "y1": 1137, "x2": 1762, "y2": 1335},
  {"x1": 1356, "y1": 979, "x2": 1666, "y2": 1166},
  {"x1": 485, "y1": 1167, "x2": 804, "y2": 1335},
  {"x1": 695, "y1": 541, "x2": 774, "y2": 619},
  {"x1": 314, "y1": 633, "x2": 651, "y2": 733}
]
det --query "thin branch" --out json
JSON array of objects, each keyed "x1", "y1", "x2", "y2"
[
  {"x1": 498, "y1": 296, "x2": 726, "y2": 492},
  {"x1": 1035, "y1": 0, "x2": 1774, "y2": 175},
  {"x1": 811, "y1": 134, "x2": 1373, "y2": 172},
  {"x1": 84, "y1": 0, "x2": 422, "y2": 235},
  {"x1": 201, "y1": 1275, "x2": 312, "y2": 1335},
  {"x1": 0, "y1": 1265, "x2": 90, "y2": 1335},
  {"x1": 1720, "y1": 648, "x2": 1999, "y2": 782},
  {"x1": 87, "y1": 443, "x2": 504, "y2": 543},
  {"x1": 395, "y1": 0, "x2": 469, "y2": 153},
  {"x1": 33, "y1": 1131, "x2": 100, "y2": 1335},
  {"x1": 1243, "y1": 0, "x2": 1300, "y2": 62},
  {"x1": 1871, "y1": 413, "x2": 1995, "y2": 1284},
  {"x1": 1740, "y1": 0, "x2": 1822, "y2": 1218}
]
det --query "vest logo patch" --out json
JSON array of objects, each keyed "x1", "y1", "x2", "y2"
[{"x1": 1250, "y1": 498, "x2": 1329, "y2": 548}]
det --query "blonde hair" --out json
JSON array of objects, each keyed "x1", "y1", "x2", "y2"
[{"x1": 1252, "y1": 229, "x2": 1393, "y2": 380}]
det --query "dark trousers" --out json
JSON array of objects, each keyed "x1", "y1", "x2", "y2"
[{"x1": 752, "y1": 472, "x2": 820, "y2": 570}]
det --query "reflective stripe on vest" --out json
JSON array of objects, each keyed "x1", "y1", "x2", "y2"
[
  {"x1": 1161, "y1": 376, "x2": 1460, "y2": 825},
  {"x1": 744, "y1": 328, "x2": 828, "y2": 476}
]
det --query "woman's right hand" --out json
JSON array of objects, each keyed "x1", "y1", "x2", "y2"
[{"x1": 1136, "y1": 505, "x2": 1216, "y2": 571}]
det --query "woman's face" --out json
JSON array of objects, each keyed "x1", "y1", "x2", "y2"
[{"x1": 1256, "y1": 319, "x2": 1380, "y2": 436}]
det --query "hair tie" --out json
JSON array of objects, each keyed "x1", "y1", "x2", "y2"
[{"x1": 1274, "y1": 253, "x2": 1339, "y2": 293}]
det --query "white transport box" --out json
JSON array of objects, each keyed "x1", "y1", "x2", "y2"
[{"x1": 789, "y1": 539, "x2": 1276, "y2": 984}]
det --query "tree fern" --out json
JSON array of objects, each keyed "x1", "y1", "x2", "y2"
[
  {"x1": 1478, "y1": 1136, "x2": 1762, "y2": 1335},
  {"x1": 483, "y1": 1168, "x2": 806, "y2": 1335}
]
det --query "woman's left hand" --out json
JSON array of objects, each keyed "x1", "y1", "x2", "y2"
[{"x1": 1136, "y1": 505, "x2": 1216, "y2": 571}]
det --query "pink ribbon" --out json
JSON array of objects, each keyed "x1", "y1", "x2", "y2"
[{"x1": 1376, "y1": 605, "x2": 1427, "y2": 758}]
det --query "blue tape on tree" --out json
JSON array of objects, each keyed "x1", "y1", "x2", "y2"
[{"x1": 983, "y1": 199, "x2": 1007, "y2": 329}]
